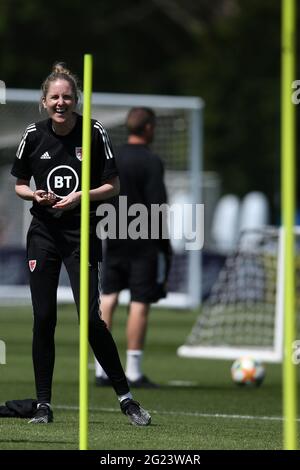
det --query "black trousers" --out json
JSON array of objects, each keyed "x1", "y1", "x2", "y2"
[{"x1": 27, "y1": 217, "x2": 129, "y2": 403}]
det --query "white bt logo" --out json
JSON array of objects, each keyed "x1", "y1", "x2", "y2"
[
  {"x1": 47, "y1": 165, "x2": 79, "y2": 198},
  {"x1": 54, "y1": 176, "x2": 72, "y2": 188}
]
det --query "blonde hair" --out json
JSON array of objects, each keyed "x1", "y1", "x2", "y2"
[{"x1": 40, "y1": 61, "x2": 81, "y2": 109}]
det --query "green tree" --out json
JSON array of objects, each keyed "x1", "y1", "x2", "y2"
[
  {"x1": 174, "y1": 0, "x2": 282, "y2": 218},
  {"x1": 1, "y1": 0, "x2": 295, "y2": 220}
]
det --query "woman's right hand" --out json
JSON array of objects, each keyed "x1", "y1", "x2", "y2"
[{"x1": 33, "y1": 190, "x2": 57, "y2": 206}]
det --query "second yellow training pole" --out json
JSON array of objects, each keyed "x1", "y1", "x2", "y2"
[
  {"x1": 281, "y1": 0, "x2": 297, "y2": 451},
  {"x1": 79, "y1": 53, "x2": 93, "y2": 451}
]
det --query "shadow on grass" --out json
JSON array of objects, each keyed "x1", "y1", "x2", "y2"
[{"x1": 0, "y1": 438, "x2": 76, "y2": 445}]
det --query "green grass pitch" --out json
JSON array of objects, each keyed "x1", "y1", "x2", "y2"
[{"x1": 0, "y1": 304, "x2": 298, "y2": 450}]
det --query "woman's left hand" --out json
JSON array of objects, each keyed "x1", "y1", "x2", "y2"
[{"x1": 52, "y1": 191, "x2": 81, "y2": 211}]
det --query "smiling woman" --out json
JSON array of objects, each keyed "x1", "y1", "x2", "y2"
[
  {"x1": 9, "y1": 62, "x2": 151, "y2": 426},
  {"x1": 41, "y1": 62, "x2": 79, "y2": 136}
]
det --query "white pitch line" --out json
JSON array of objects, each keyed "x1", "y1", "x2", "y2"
[
  {"x1": 55, "y1": 404, "x2": 300, "y2": 423},
  {"x1": 167, "y1": 380, "x2": 198, "y2": 386}
]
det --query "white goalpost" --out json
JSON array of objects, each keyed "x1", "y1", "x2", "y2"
[
  {"x1": 178, "y1": 226, "x2": 299, "y2": 363},
  {"x1": 0, "y1": 88, "x2": 205, "y2": 309}
]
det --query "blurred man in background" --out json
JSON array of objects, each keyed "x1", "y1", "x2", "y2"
[{"x1": 95, "y1": 107, "x2": 172, "y2": 388}]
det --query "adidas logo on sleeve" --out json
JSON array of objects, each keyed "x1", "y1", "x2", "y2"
[{"x1": 40, "y1": 151, "x2": 51, "y2": 159}]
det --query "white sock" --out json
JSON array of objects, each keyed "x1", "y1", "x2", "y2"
[
  {"x1": 117, "y1": 392, "x2": 133, "y2": 403},
  {"x1": 125, "y1": 350, "x2": 143, "y2": 382},
  {"x1": 95, "y1": 357, "x2": 108, "y2": 379},
  {"x1": 38, "y1": 402, "x2": 51, "y2": 409}
]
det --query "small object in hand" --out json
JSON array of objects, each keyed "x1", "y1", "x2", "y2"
[
  {"x1": 41, "y1": 192, "x2": 60, "y2": 204},
  {"x1": 42, "y1": 191, "x2": 54, "y2": 198}
]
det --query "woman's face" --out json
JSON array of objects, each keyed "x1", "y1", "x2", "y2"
[{"x1": 42, "y1": 79, "x2": 76, "y2": 126}]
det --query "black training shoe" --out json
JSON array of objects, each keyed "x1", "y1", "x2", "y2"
[
  {"x1": 127, "y1": 375, "x2": 159, "y2": 389},
  {"x1": 120, "y1": 399, "x2": 151, "y2": 426},
  {"x1": 28, "y1": 404, "x2": 53, "y2": 424},
  {"x1": 95, "y1": 376, "x2": 111, "y2": 387}
]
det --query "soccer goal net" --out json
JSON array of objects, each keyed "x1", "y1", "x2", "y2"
[
  {"x1": 178, "y1": 226, "x2": 300, "y2": 363},
  {"x1": 0, "y1": 89, "x2": 206, "y2": 308}
]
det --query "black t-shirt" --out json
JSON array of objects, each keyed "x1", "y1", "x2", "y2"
[
  {"x1": 106, "y1": 143, "x2": 169, "y2": 253},
  {"x1": 116, "y1": 144, "x2": 166, "y2": 207},
  {"x1": 11, "y1": 114, "x2": 118, "y2": 226}
]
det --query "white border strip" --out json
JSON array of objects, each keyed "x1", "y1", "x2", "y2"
[
  {"x1": 0, "y1": 286, "x2": 191, "y2": 309},
  {"x1": 177, "y1": 345, "x2": 282, "y2": 363},
  {"x1": 55, "y1": 404, "x2": 300, "y2": 423},
  {"x1": 6, "y1": 89, "x2": 204, "y2": 110}
]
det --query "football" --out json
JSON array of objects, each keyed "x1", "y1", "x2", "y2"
[{"x1": 231, "y1": 357, "x2": 265, "y2": 386}]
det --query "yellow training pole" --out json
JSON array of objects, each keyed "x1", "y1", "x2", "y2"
[
  {"x1": 79, "y1": 53, "x2": 93, "y2": 450},
  {"x1": 281, "y1": 0, "x2": 297, "y2": 450}
]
